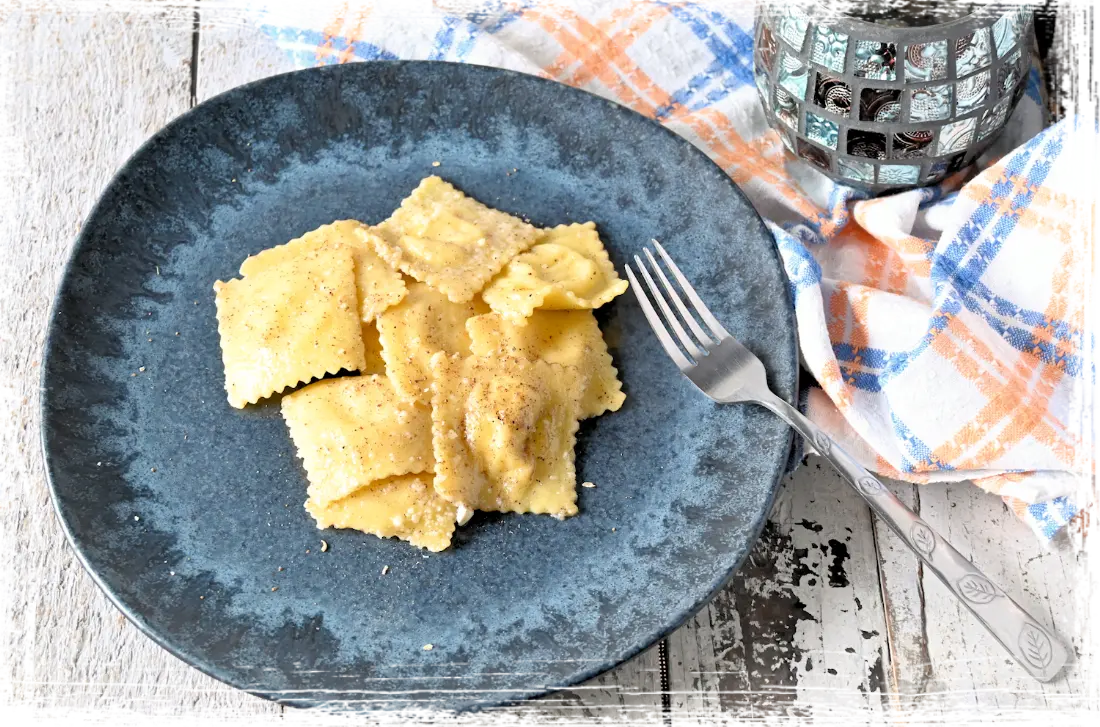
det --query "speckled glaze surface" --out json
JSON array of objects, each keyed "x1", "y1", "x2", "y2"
[{"x1": 41, "y1": 62, "x2": 796, "y2": 711}]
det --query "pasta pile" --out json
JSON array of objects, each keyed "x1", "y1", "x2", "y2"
[{"x1": 213, "y1": 176, "x2": 628, "y2": 551}]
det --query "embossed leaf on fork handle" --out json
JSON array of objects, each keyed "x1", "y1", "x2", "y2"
[{"x1": 753, "y1": 391, "x2": 1069, "y2": 683}]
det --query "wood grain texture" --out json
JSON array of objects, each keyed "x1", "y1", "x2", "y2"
[
  {"x1": 869, "y1": 481, "x2": 934, "y2": 701},
  {"x1": 666, "y1": 459, "x2": 892, "y2": 724},
  {"x1": 196, "y1": 6, "x2": 293, "y2": 102},
  {"x1": 281, "y1": 708, "x2": 371, "y2": 725},
  {"x1": 283, "y1": 708, "x2": 420, "y2": 725},
  {"x1": 448, "y1": 642, "x2": 655, "y2": 721},
  {"x1": 0, "y1": 7, "x2": 278, "y2": 720},
  {"x1": 875, "y1": 479, "x2": 1100, "y2": 721},
  {"x1": 283, "y1": 703, "x2": 420, "y2": 721}
]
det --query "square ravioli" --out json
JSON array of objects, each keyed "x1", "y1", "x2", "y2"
[
  {"x1": 361, "y1": 176, "x2": 540, "y2": 303},
  {"x1": 213, "y1": 247, "x2": 366, "y2": 408},
  {"x1": 467, "y1": 310, "x2": 625, "y2": 419},
  {"x1": 239, "y1": 220, "x2": 406, "y2": 323},
  {"x1": 281, "y1": 375, "x2": 432, "y2": 506},
  {"x1": 480, "y1": 222, "x2": 629, "y2": 323},
  {"x1": 376, "y1": 280, "x2": 488, "y2": 404},
  {"x1": 305, "y1": 473, "x2": 456, "y2": 552},
  {"x1": 429, "y1": 352, "x2": 584, "y2": 518}
]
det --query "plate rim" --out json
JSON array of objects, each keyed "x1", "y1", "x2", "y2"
[{"x1": 40, "y1": 59, "x2": 798, "y2": 711}]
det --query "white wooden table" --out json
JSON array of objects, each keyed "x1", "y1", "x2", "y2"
[{"x1": 0, "y1": 5, "x2": 1093, "y2": 724}]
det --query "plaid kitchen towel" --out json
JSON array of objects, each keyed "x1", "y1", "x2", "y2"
[{"x1": 254, "y1": 0, "x2": 1094, "y2": 545}]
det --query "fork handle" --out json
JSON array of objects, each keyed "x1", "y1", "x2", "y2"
[{"x1": 755, "y1": 391, "x2": 1070, "y2": 682}]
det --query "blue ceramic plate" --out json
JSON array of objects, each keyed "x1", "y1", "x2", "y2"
[{"x1": 42, "y1": 62, "x2": 796, "y2": 711}]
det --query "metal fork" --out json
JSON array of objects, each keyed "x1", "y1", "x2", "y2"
[{"x1": 627, "y1": 240, "x2": 1069, "y2": 683}]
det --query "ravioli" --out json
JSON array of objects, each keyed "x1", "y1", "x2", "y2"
[
  {"x1": 375, "y1": 280, "x2": 488, "y2": 404},
  {"x1": 239, "y1": 220, "x2": 407, "y2": 323},
  {"x1": 429, "y1": 352, "x2": 584, "y2": 518},
  {"x1": 480, "y1": 222, "x2": 629, "y2": 323},
  {"x1": 213, "y1": 247, "x2": 366, "y2": 408},
  {"x1": 360, "y1": 321, "x2": 388, "y2": 375},
  {"x1": 361, "y1": 176, "x2": 540, "y2": 303},
  {"x1": 281, "y1": 375, "x2": 433, "y2": 506},
  {"x1": 217, "y1": 200, "x2": 630, "y2": 553},
  {"x1": 467, "y1": 310, "x2": 625, "y2": 418},
  {"x1": 305, "y1": 473, "x2": 456, "y2": 552}
]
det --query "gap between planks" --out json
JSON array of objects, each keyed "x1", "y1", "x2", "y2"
[
  {"x1": 666, "y1": 458, "x2": 894, "y2": 724},
  {"x1": 190, "y1": 1, "x2": 200, "y2": 108}
]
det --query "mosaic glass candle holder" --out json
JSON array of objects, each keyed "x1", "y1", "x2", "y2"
[{"x1": 754, "y1": 5, "x2": 1034, "y2": 193}]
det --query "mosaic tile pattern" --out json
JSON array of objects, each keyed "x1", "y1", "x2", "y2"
[
  {"x1": 810, "y1": 26, "x2": 848, "y2": 73},
  {"x1": 978, "y1": 97, "x2": 1012, "y2": 139},
  {"x1": 924, "y1": 159, "x2": 950, "y2": 181},
  {"x1": 853, "y1": 40, "x2": 896, "y2": 80},
  {"x1": 778, "y1": 52, "x2": 809, "y2": 100},
  {"x1": 999, "y1": 49, "x2": 1023, "y2": 96},
  {"x1": 956, "y1": 70, "x2": 990, "y2": 115},
  {"x1": 937, "y1": 118, "x2": 977, "y2": 155},
  {"x1": 798, "y1": 138, "x2": 831, "y2": 170},
  {"x1": 1012, "y1": 75, "x2": 1028, "y2": 105},
  {"x1": 847, "y1": 129, "x2": 887, "y2": 159},
  {"x1": 945, "y1": 151, "x2": 969, "y2": 173},
  {"x1": 757, "y1": 22, "x2": 778, "y2": 72},
  {"x1": 774, "y1": 85, "x2": 799, "y2": 129},
  {"x1": 993, "y1": 10, "x2": 1024, "y2": 58},
  {"x1": 878, "y1": 164, "x2": 920, "y2": 185},
  {"x1": 805, "y1": 112, "x2": 839, "y2": 149},
  {"x1": 956, "y1": 28, "x2": 993, "y2": 76},
  {"x1": 838, "y1": 157, "x2": 875, "y2": 184},
  {"x1": 776, "y1": 7, "x2": 810, "y2": 51},
  {"x1": 813, "y1": 72, "x2": 852, "y2": 117},
  {"x1": 892, "y1": 130, "x2": 934, "y2": 158},
  {"x1": 904, "y1": 40, "x2": 947, "y2": 82},
  {"x1": 860, "y1": 87, "x2": 901, "y2": 122},
  {"x1": 909, "y1": 84, "x2": 952, "y2": 122},
  {"x1": 756, "y1": 8, "x2": 1032, "y2": 192}
]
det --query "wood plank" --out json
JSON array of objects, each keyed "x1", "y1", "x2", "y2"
[
  {"x1": 283, "y1": 712, "x2": 387, "y2": 721},
  {"x1": 878, "y1": 480, "x2": 1090, "y2": 716},
  {"x1": 453, "y1": 642, "x2": 660, "y2": 721},
  {"x1": 195, "y1": 14, "x2": 666, "y2": 720},
  {"x1": 666, "y1": 457, "x2": 892, "y2": 723},
  {"x1": 198, "y1": 4, "x2": 400, "y2": 721},
  {"x1": 286, "y1": 642, "x2": 660, "y2": 721},
  {"x1": 867, "y1": 480, "x2": 934, "y2": 703},
  {"x1": 281, "y1": 708, "x2": 367, "y2": 725},
  {"x1": 196, "y1": 7, "x2": 295, "y2": 101},
  {"x1": 283, "y1": 708, "x2": 420, "y2": 725},
  {"x1": 196, "y1": 4, "x2": 409, "y2": 721},
  {"x1": 200, "y1": 7, "x2": 358, "y2": 725},
  {"x1": 271, "y1": 653, "x2": 664, "y2": 726},
  {"x1": 0, "y1": 6, "x2": 279, "y2": 719}
]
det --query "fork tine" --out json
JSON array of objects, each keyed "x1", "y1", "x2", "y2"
[
  {"x1": 625, "y1": 264, "x2": 694, "y2": 371},
  {"x1": 643, "y1": 248, "x2": 714, "y2": 348},
  {"x1": 652, "y1": 240, "x2": 731, "y2": 340},
  {"x1": 634, "y1": 254, "x2": 707, "y2": 360}
]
